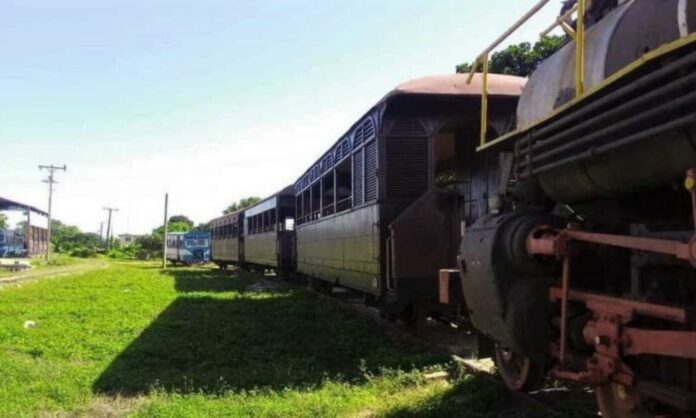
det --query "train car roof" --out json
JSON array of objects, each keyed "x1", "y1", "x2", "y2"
[
  {"x1": 209, "y1": 209, "x2": 244, "y2": 227},
  {"x1": 166, "y1": 231, "x2": 209, "y2": 236},
  {"x1": 243, "y1": 185, "x2": 294, "y2": 218},
  {"x1": 380, "y1": 73, "x2": 525, "y2": 102},
  {"x1": 294, "y1": 73, "x2": 526, "y2": 193}
]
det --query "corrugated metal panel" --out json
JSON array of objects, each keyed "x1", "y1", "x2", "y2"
[
  {"x1": 365, "y1": 141, "x2": 377, "y2": 201},
  {"x1": 353, "y1": 150, "x2": 364, "y2": 206},
  {"x1": 386, "y1": 120, "x2": 428, "y2": 200},
  {"x1": 387, "y1": 119, "x2": 427, "y2": 138}
]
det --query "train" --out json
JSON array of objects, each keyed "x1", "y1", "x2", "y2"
[
  {"x1": 165, "y1": 231, "x2": 211, "y2": 265},
  {"x1": 209, "y1": 1, "x2": 696, "y2": 416}
]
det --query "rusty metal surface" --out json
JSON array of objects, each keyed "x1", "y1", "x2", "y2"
[
  {"x1": 622, "y1": 328, "x2": 696, "y2": 359},
  {"x1": 438, "y1": 269, "x2": 459, "y2": 305},
  {"x1": 549, "y1": 288, "x2": 688, "y2": 324},
  {"x1": 387, "y1": 73, "x2": 525, "y2": 99},
  {"x1": 518, "y1": 0, "x2": 695, "y2": 129},
  {"x1": 388, "y1": 189, "x2": 460, "y2": 302},
  {"x1": 517, "y1": 1, "x2": 631, "y2": 128}
]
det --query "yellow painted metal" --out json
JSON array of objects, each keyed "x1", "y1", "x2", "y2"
[
  {"x1": 476, "y1": 32, "x2": 696, "y2": 152},
  {"x1": 575, "y1": 0, "x2": 586, "y2": 97},
  {"x1": 560, "y1": 21, "x2": 576, "y2": 39},
  {"x1": 480, "y1": 54, "x2": 489, "y2": 147},
  {"x1": 466, "y1": 0, "x2": 551, "y2": 145},
  {"x1": 541, "y1": 3, "x2": 578, "y2": 37}
]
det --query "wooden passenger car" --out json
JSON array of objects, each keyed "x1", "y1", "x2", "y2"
[
  {"x1": 293, "y1": 73, "x2": 525, "y2": 313},
  {"x1": 210, "y1": 210, "x2": 244, "y2": 269},
  {"x1": 242, "y1": 186, "x2": 296, "y2": 272}
]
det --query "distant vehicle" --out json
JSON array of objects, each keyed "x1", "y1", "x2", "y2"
[
  {"x1": 0, "y1": 229, "x2": 26, "y2": 258},
  {"x1": 165, "y1": 231, "x2": 210, "y2": 265}
]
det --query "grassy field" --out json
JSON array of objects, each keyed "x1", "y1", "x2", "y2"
[
  {"x1": 0, "y1": 254, "x2": 83, "y2": 279},
  {"x1": 0, "y1": 260, "x2": 531, "y2": 418}
]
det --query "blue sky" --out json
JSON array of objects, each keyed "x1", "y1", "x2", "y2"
[{"x1": 0, "y1": 0, "x2": 562, "y2": 234}]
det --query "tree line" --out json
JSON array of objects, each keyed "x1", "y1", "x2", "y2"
[{"x1": 456, "y1": 35, "x2": 565, "y2": 77}]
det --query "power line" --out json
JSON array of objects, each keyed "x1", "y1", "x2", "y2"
[
  {"x1": 103, "y1": 206, "x2": 119, "y2": 250},
  {"x1": 39, "y1": 164, "x2": 66, "y2": 261}
]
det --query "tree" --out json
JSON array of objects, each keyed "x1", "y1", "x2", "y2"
[
  {"x1": 134, "y1": 234, "x2": 161, "y2": 260},
  {"x1": 0, "y1": 213, "x2": 7, "y2": 229},
  {"x1": 48, "y1": 219, "x2": 105, "y2": 256},
  {"x1": 152, "y1": 221, "x2": 191, "y2": 238},
  {"x1": 456, "y1": 35, "x2": 566, "y2": 77},
  {"x1": 223, "y1": 196, "x2": 261, "y2": 215},
  {"x1": 192, "y1": 222, "x2": 210, "y2": 232},
  {"x1": 168, "y1": 215, "x2": 194, "y2": 229}
]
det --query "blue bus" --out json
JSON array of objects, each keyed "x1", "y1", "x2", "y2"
[
  {"x1": 165, "y1": 231, "x2": 210, "y2": 265},
  {"x1": 0, "y1": 229, "x2": 26, "y2": 258}
]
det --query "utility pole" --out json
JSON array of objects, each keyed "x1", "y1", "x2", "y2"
[
  {"x1": 162, "y1": 193, "x2": 169, "y2": 269},
  {"x1": 103, "y1": 207, "x2": 119, "y2": 250},
  {"x1": 39, "y1": 164, "x2": 67, "y2": 261},
  {"x1": 99, "y1": 222, "x2": 104, "y2": 240}
]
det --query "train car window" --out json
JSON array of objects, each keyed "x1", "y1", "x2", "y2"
[
  {"x1": 270, "y1": 210, "x2": 276, "y2": 230},
  {"x1": 353, "y1": 147, "x2": 365, "y2": 206},
  {"x1": 321, "y1": 173, "x2": 334, "y2": 216},
  {"x1": 303, "y1": 190, "x2": 310, "y2": 223},
  {"x1": 365, "y1": 141, "x2": 378, "y2": 202},
  {"x1": 335, "y1": 157, "x2": 352, "y2": 212},
  {"x1": 295, "y1": 195, "x2": 302, "y2": 223},
  {"x1": 284, "y1": 217, "x2": 294, "y2": 231},
  {"x1": 310, "y1": 183, "x2": 320, "y2": 220}
]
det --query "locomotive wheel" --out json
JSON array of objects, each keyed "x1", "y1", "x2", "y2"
[
  {"x1": 596, "y1": 382, "x2": 653, "y2": 418},
  {"x1": 493, "y1": 345, "x2": 546, "y2": 392}
]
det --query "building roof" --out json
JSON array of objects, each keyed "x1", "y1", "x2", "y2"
[{"x1": 0, "y1": 196, "x2": 48, "y2": 216}]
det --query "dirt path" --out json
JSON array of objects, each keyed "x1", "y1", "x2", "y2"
[{"x1": 0, "y1": 259, "x2": 108, "y2": 287}]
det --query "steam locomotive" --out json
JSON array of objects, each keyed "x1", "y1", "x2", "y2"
[{"x1": 210, "y1": 1, "x2": 696, "y2": 416}]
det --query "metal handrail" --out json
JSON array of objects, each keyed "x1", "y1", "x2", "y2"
[{"x1": 466, "y1": 0, "x2": 587, "y2": 147}]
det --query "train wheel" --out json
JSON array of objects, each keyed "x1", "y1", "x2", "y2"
[
  {"x1": 595, "y1": 382, "x2": 653, "y2": 418},
  {"x1": 493, "y1": 345, "x2": 545, "y2": 392}
]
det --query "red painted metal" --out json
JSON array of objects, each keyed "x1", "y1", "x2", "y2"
[
  {"x1": 549, "y1": 288, "x2": 688, "y2": 323},
  {"x1": 623, "y1": 328, "x2": 696, "y2": 359},
  {"x1": 566, "y1": 229, "x2": 696, "y2": 263},
  {"x1": 527, "y1": 168, "x2": 696, "y2": 411},
  {"x1": 559, "y1": 256, "x2": 571, "y2": 365},
  {"x1": 438, "y1": 269, "x2": 459, "y2": 305}
]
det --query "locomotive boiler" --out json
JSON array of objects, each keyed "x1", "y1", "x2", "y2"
[{"x1": 458, "y1": 0, "x2": 696, "y2": 416}]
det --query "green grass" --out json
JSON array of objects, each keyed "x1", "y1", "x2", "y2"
[
  {"x1": 0, "y1": 254, "x2": 80, "y2": 278},
  {"x1": 0, "y1": 261, "x2": 522, "y2": 417}
]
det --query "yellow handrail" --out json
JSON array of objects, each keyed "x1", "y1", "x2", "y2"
[
  {"x1": 467, "y1": 0, "x2": 587, "y2": 147},
  {"x1": 540, "y1": 3, "x2": 578, "y2": 37},
  {"x1": 575, "y1": 0, "x2": 586, "y2": 96}
]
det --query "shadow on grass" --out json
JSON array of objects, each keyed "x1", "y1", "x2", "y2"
[
  {"x1": 92, "y1": 286, "x2": 442, "y2": 395},
  {"x1": 163, "y1": 267, "x2": 255, "y2": 293},
  {"x1": 382, "y1": 374, "x2": 511, "y2": 418}
]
